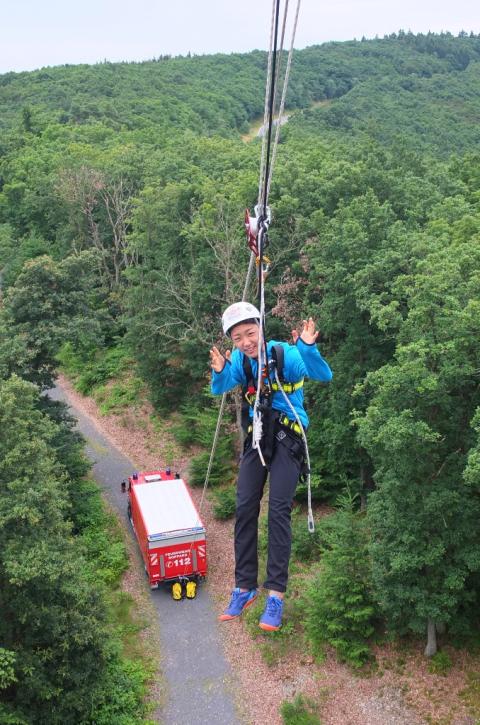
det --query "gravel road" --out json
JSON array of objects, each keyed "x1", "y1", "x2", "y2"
[{"x1": 49, "y1": 384, "x2": 242, "y2": 725}]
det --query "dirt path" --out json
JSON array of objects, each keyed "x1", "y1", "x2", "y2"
[
  {"x1": 241, "y1": 100, "x2": 332, "y2": 143},
  {"x1": 53, "y1": 375, "x2": 476, "y2": 725}
]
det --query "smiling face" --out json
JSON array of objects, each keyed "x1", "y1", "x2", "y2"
[{"x1": 230, "y1": 320, "x2": 260, "y2": 358}]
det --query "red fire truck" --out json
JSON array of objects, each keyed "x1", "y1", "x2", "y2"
[{"x1": 126, "y1": 469, "x2": 207, "y2": 598}]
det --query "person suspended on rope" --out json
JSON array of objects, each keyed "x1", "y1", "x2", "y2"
[{"x1": 209, "y1": 300, "x2": 332, "y2": 631}]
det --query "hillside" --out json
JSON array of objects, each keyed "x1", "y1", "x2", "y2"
[
  {"x1": 1, "y1": 31, "x2": 480, "y2": 142},
  {"x1": 289, "y1": 58, "x2": 480, "y2": 155}
]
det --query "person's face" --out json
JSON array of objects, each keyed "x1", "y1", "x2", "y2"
[{"x1": 230, "y1": 322, "x2": 260, "y2": 358}]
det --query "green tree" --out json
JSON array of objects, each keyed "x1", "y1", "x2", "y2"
[
  {"x1": 303, "y1": 492, "x2": 376, "y2": 667},
  {"x1": 0, "y1": 376, "x2": 149, "y2": 723},
  {"x1": 2, "y1": 251, "x2": 103, "y2": 389},
  {"x1": 356, "y1": 212, "x2": 480, "y2": 654},
  {"x1": 0, "y1": 376, "x2": 109, "y2": 722},
  {"x1": 464, "y1": 408, "x2": 480, "y2": 489}
]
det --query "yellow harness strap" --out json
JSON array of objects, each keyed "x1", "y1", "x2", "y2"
[
  {"x1": 271, "y1": 378, "x2": 304, "y2": 393},
  {"x1": 247, "y1": 414, "x2": 303, "y2": 437},
  {"x1": 244, "y1": 377, "x2": 304, "y2": 406},
  {"x1": 278, "y1": 415, "x2": 303, "y2": 436}
]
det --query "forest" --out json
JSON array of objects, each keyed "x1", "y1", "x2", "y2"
[{"x1": 1, "y1": 30, "x2": 480, "y2": 722}]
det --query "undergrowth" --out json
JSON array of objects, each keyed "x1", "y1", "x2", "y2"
[
  {"x1": 460, "y1": 670, "x2": 480, "y2": 720},
  {"x1": 57, "y1": 342, "x2": 129, "y2": 392},
  {"x1": 427, "y1": 650, "x2": 453, "y2": 676},
  {"x1": 171, "y1": 395, "x2": 236, "y2": 486},
  {"x1": 212, "y1": 485, "x2": 237, "y2": 519},
  {"x1": 280, "y1": 694, "x2": 322, "y2": 724},
  {"x1": 57, "y1": 341, "x2": 145, "y2": 414}
]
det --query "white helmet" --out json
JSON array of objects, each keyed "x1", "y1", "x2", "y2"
[{"x1": 222, "y1": 301, "x2": 260, "y2": 336}]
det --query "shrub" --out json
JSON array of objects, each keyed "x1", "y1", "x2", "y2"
[
  {"x1": 57, "y1": 342, "x2": 131, "y2": 396},
  {"x1": 170, "y1": 401, "x2": 201, "y2": 447},
  {"x1": 97, "y1": 376, "x2": 144, "y2": 414},
  {"x1": 281, "y1": 695, "x2": 322, "y2": 724},
  {"x1": 290, "y1": 508, "x2": 323, "y2": 561},
  {"x1": 428, "y1": 650, "x2": 453, "y2": 676},
  {"x1": 0, "y1": 648, "x2": 17, "y2": 690},
  {"x1": 189, "y1": 434, "x2": 235, "y2": 486},
  {"x1": 185, "y1": 396, "x2": 236, "y2": 486},
  {"x1": 212, "y1": 486, "x2": 237, "y2": 519},
  {"x1": 294, "y1": 473, "x2": 323, "y2": 503}
]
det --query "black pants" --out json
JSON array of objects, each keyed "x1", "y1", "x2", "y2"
[{"x1": 234, "y1": 427, "x2": 304, "y2": 593}]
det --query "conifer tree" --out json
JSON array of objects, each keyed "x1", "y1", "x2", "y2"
[{"x1": 304, "y1": 493, "x2": 376, "y2": 667}]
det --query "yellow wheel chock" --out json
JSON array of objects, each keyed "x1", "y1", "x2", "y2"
[
  {"x1": 172, "y1": 582, "x2": 183, "y2": 600},
  {"x1": 186, "y1": 581, "x2": 197, "y2": 599}
]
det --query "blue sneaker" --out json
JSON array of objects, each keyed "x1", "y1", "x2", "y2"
[
  {"x1": 259, "y1": 595, "x2": 284, "y2": 631},
  {"x1": 219, "y1": 587, "x2": 257, "y2": 621}
]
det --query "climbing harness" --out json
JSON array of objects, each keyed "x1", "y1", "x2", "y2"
[{"x1": 241, "y1": 345, "x2": 304, "y2": 432}]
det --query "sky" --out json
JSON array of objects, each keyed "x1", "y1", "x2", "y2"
[{"x1": 0, "y1": 0, "x2": 478, "y2": 74}]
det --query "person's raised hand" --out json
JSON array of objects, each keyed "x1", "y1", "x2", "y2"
[
  {"x1": 210, "y1": 346, "x2": 227, "y2": 372},
  {"x1": 299, "y1": 317, "x2": 319, "y2": 344}
]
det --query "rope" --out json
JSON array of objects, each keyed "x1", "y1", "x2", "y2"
[
  {"x1": 258, "y1": 0, "x2": 301, "y2": 212},
  {"x1": 200, "y1": 391, "x2": 227, "y2": 512},
  {"x1": 266, "y1": 0, "x2": 301, "y2": 201},
  {"x1": 261, "y1": 0, "x2": 281, "y2": 216},
  {"x1": 268, "y1": 0, "x2": 289, "y2": 171},
  {"x1": 251, "y1": 0, "x2": 283, "y2": 464},
  {"x1": 276, "y1": 0, "x2": 290, "y2": 94},
  {"x1": 252, "y1": 227, "x2": 269, "y2": 466},
  {"x1": 250, "y1": 1, "x2": 299, "y2": 302},
  {"x1": 258, "y1": 0, "x2": 278, "y2": 208},
  {"x1": 242, "y1": 251, "x2": 256, "y2": 302}
]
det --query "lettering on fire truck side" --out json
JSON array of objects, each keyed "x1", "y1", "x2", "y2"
[
  {"x1": 165, "y1": 548, "x2": 190, "y2": 558},
  {"x1": 149, "y1": 546, "x2": 205, "y2": 569}
]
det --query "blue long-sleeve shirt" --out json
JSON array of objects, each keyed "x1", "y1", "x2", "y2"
[{"x1": 211, "y1": 339, "x2": 332, "y2": 428}]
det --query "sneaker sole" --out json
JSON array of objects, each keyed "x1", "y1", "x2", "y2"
[
  {"x1": 258, "y1": 621, "x2": 281, "y2": 631},
  {"x1": 218, "y1": 594, "x2": 257, "y2": 621}
]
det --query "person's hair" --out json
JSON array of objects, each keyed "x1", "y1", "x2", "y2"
[{"x1": 229, "y1": 318, "x2": 259, "y2": 336}]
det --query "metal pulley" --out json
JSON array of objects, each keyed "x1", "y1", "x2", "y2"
[{"x1": 244, "y1": 204, "x2": 272, "y2": 257}]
